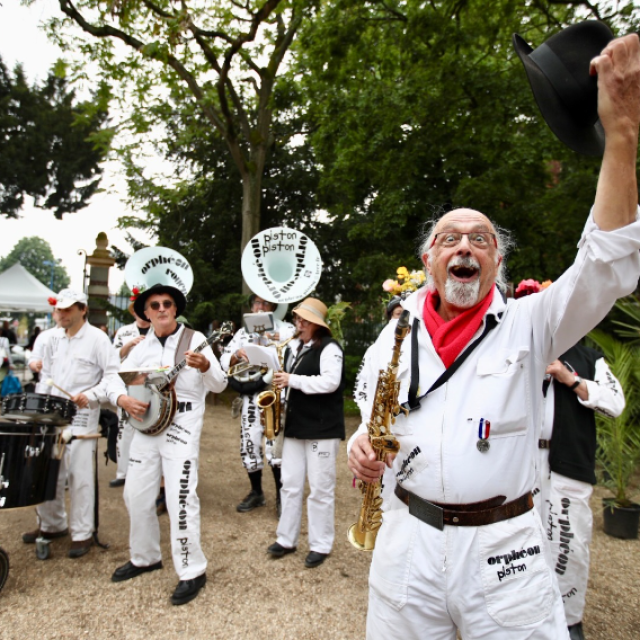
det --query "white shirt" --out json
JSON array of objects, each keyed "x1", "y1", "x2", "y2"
[
  {"x1": 108, "y1": 324, "x2": 228, "y2": 458},
  {"x1": 540, "y1": 357, "x2": 625, "y2": 441},
  {"x1": 113, "y1": 321, "x2": 146, "y2": 362},
  {"x1": 220, "y1": 317, "x2": 296, "y2": 372},
  {"x1": 351, "y1": 211, "x2": 640, "y2": 507},
  {"x1": 40, "y1": 322, "x2": 122, "y2": 433},
  {"x1": 285, "y1": 338, "x2": 343, "y2": 395}
]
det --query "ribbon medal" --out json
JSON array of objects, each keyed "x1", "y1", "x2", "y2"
[{"x1": 477, "y1": 417, "x2": 491, "y2": 453}]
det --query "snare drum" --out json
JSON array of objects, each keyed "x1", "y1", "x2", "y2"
[
  {"x1": 1, "y1": 392, "x2": 76, "y2": 425},
  {"x1": 0, "y1": 421, "x2": 61, "y2": 509}
]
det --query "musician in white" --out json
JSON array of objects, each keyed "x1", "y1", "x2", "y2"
[
  {"x1": 22, "y1": 289, "x2": 121, "y2": 558},
  {"x1": 109, "y1": 283, "x2": 227, "y2": 606},
  {"x1": 220, "y1": 294, "x2": 295, "y2": 514},
  {"x1": 109, "y1": 302, "x2": 151, "y2": 488},
  {"x1": 28, "y1": 308, "x2": 60, "y2": 390}
]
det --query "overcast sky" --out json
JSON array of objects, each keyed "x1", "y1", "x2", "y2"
[{"x1": 0, "y1": 0, "x2": 152, "y2": 293}]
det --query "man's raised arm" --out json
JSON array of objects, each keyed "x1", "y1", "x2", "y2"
[{"x1": 592, "y1": 34, "x2": 640, "y2": 231}]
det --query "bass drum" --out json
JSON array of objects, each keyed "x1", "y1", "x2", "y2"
[
  {"x1": 1, "y1": 392, "x2": 76, "y2": 425},
  {"x1": 0, "y1": 422, "x2": 60, "y2": 509}
]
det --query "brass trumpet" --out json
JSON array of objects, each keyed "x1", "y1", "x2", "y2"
[{"x1": 256, "y1": 332, "x2": 299, "y2": 440}]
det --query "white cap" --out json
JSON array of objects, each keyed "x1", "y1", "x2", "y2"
[{"x1": 54, "y1": 288, "x2": 88, "y2": 309}]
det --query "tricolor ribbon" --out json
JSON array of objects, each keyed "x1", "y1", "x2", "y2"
[{"x1": 478, "y1": 418, "x2": 491, "y2": 441}]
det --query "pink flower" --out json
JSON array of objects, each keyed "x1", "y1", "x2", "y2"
[
  {"x1": 382, "y1": 279, "x2": 398, "y2": 293},
  {"x1": 514, "y1": 279, "x2": 541, "y2": 299}
]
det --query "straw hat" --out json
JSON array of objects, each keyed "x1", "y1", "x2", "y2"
[{"x1": 293, "y1": 298, "x2": 330, "y2": 331}]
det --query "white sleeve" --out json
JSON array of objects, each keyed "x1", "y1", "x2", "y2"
[
  {"x1": 579, "y1": 357, "x2": 625, "y2": 418},
  {"x1": 288, "y1": 341, "x2": 343, "y2": 395},
  {"x1": 219, "y1": 329, "x2": 247, "y2": 372},
  {"x1": 190, "y1": 332, "x2": 228, "y2": 394},
  {"x1": 529, "y1": 209, "x2": 640, "y2": 366}
]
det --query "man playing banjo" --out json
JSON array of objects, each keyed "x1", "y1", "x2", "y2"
[{"x1": 109, "y1": 277, "x2": 227, "y2": 606}]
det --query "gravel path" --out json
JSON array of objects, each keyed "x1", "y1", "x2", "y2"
[{"x1": 0, "y1": 393, "x2": 638, "y2": 639}]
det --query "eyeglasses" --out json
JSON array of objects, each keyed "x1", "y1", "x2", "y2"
[
  {"x1": 147, "y1": 300, "x2": 175, "y2": 311},
  {"x1": 294, "y1": 317, "x2": 310, "y2": 326},
  {"x1": 431, "y1": 231, "x2": 497, "y2": 249}
]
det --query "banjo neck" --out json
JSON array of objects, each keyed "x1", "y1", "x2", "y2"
[{"x1": 160, "y1": 323, "x2": 233, "y2": 391}]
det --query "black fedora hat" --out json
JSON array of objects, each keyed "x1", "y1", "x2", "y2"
[
  {"x1": 513, "y1": 21, "x2": 614, "y2": 156},
  {"x1": 133, "y1": 283, "x2": 187, "y2": 322}
]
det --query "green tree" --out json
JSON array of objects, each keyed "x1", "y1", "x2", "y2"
[
  {"x1": 0, "y1": 55, "x2": 111, "y2": 219},
  {"x1": 115, "y1": 107, "x2": 320, "y2": 331},
  {"x1": 0, "y1": 236, "x2": 70, "y2": 291},
  {"x1": 291, "y1": 0, "x2": 640, "y2": 311},
  {"x1": 45, "y1": 0, "x2": 318, "y2": 291}
]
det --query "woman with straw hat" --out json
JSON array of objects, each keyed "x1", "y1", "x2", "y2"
[{"x1": 267, "y1": 297, "x2": 345, "y2": 568}]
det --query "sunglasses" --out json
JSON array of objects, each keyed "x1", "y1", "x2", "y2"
[{"x1": 147, "y1": 300, "x2": 175, "y2": 311}]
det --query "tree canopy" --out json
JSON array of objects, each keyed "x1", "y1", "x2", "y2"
[
  {"x1": 290, "y1": 0, "x2": 640, "y2": 310},
  {"x1": 46, "y1": 0, "x2": 319, "y2": 291},
  {"x1": 0, "y1": 236, "x2": 70, "y2": 291},
  {"x1": 0, "y1": 55, "x2": 110, "y2": 219}
]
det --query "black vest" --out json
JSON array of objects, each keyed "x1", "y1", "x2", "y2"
[
  {"x1": 285, "y1": 337, "x2": 346, "y2": 440},
  {"x1": 547, "y1": 344, "x2": 601, "y2": 485}
]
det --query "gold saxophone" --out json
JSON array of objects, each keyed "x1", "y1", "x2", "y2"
[
  {"x1": 256, "y1": 332, "x2": 299, "y2": 440},
  {"x1": 348, "y1": 310, "x2": 411, "y2": 551}
]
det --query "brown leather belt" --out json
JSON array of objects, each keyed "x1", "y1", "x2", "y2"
[{"x1": 394, "y1": 485, "x2": 533, "y2": 531}]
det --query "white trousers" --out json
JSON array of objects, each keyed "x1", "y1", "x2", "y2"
[
  {"x1": 366, "y1": 498, "x2": 569, "y2": 640},
  {"x1": 124, "y1": 436, "x2": 206, "y2": 580},
  {"x1": 36, "y1": 438, "x2": 96, "y2": 541},
  {"x1": 115, "y1": 411, "x2": 134, "y2": 480},
  {"x1": 240, "y1": 395, "x2": 264, "y2": 472},
  {"x1": 276, "y1": 437, "x2": 339, "y2": 553},
  {"x1": 535, "y1": 469, "x2": 593, "y2": 626}
]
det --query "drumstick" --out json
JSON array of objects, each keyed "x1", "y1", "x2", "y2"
[
  {"x1": 60, "y1": 429, "x2": 102, "y2": 443},
  {"x1": 46, "y1": 378, "x2": 74, "y2": 399},
  {"x1": 46, "y1": 379, "x2": 93, "y2": 399}
]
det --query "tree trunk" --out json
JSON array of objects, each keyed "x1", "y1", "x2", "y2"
[{"x1": 241, "y1": 169, "x2": 263, "y2": 296}]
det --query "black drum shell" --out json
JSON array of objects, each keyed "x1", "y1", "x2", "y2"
[
  {"x1": 0, "y1": 422, "x2": 60, "y2": 509},
  {"x1": 1, "y1": 392, "x2": 76, "y2": 425}
]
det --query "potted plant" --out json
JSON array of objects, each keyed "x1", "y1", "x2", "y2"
[{"x1": 588, "y1": 326, "x2": 640, "y2": 538}]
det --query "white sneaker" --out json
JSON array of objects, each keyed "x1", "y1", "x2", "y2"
[{"x1": 231, "y1": 396, "x2": 243, "y2": 419}]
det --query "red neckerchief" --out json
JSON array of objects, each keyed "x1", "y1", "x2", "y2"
[{"x1": 423, "y1": 285, "x2": 495, "y2": 368}]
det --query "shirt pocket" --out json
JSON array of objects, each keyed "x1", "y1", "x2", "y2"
[
  {"x1": 474, "y1": 347, "x2": 530, "y2": 438},
  {"x1": 73, "y1": 355, "x2": 97, "y2": 388},
  {"x1": 478, "y1": 511, "x2": 554, "y2": 627}
]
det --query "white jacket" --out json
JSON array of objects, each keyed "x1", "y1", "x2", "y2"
[{"x1": 352, "y1": 211, "x2": 640, "y2": 506}]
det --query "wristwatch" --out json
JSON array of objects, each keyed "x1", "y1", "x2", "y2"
[{"x1": 569, "y1": 376, "x2": 582, "y2": 390}]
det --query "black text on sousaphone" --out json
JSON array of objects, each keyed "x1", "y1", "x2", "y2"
[
  {"x1": 121, "y1": 323, "x2": 233, "y2": 436},
  {"x1": 241, "y1": 227, "x2": 323, "y2": 305}
]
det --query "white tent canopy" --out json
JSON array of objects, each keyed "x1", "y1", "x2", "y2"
[{"x1": 0, "y1": 263, "x2": 58, "y2": 312}]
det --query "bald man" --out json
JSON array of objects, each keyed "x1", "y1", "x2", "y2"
[{"x1": 348, "y1": 34, "x2": 640, "y2": 640}]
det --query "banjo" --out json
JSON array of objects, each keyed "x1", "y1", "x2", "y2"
[{"x1": 124, "y1": 322, "x2": 233, "y2": 436}]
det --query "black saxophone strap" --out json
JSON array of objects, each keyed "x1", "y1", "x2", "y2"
[{"x1": 405, "y1": 313, "x2": 501, "y2": 411}]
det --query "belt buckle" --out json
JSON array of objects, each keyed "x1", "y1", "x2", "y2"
[{"x1": 408, "y1": 494, "x2": 444, "y2": 531}]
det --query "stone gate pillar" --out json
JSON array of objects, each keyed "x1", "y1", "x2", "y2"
[{"x1": 86, "y1": 232, "x2": 115, "y2": 327}]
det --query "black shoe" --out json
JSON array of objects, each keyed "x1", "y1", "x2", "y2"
[
  {"x1": 171, "y1": 573, "x2": 206, "y2": 605},
  {"x1": 568, "y1": 622, "x2": 586, "y2": 640},
  {"x1": 305, "y1": 551, "x2": 328, "y2": 568},
  {"x1": 111, "y1": 560, "x2": 163, "y2": 583},
  {"x1": 68, "y1": 538, "x2": 93, "y2": 558},
  {"x1": 22, "y1": 528, "x2": 69, "y2": 544},
  {"x1": 236, "y1": 490, "x2": 266, "y2": 512},
  {"x1": 109, "y1": 478, "x2": 125, "y2": 488},
  {"x1": 267, "y1": 542, "x2": 296, "y2": 558}
]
